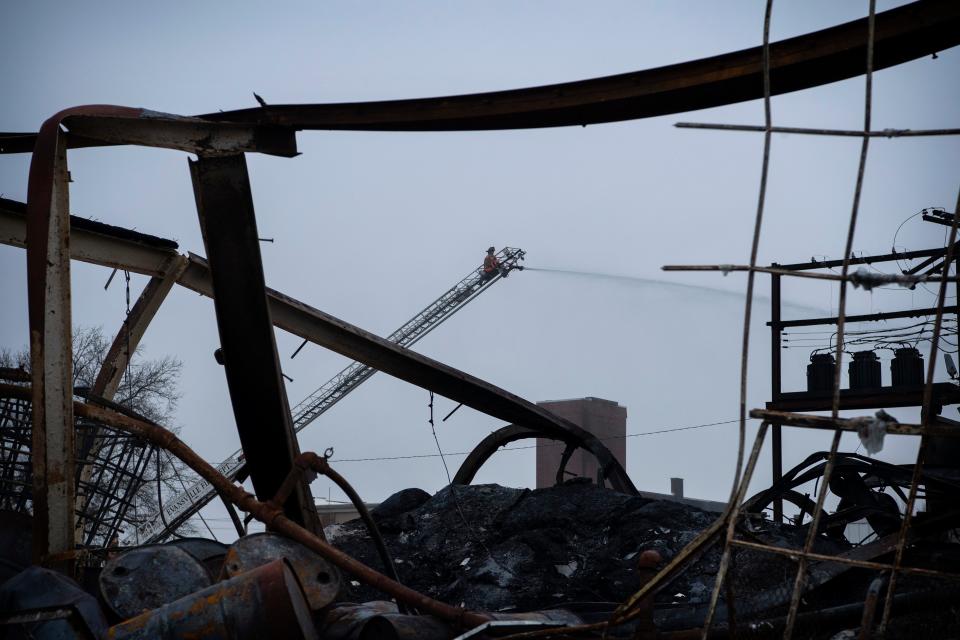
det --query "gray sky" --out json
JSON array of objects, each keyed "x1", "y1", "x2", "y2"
[{"x1": 2, "y1": 1, "x2": 958, "y2": 540}]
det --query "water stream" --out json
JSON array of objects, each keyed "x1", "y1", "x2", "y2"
[{"x1": 523, "y1": 266, "x2": 824, "y2": 313}]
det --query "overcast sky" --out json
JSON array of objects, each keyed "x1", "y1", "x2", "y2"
[{"x1": 2, "y1": 1, "x2": 958, "y2": 540}]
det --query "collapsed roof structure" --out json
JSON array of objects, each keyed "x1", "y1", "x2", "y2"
[{"x1": 1, "y1": 1, "x2": 959, "y2": 637}]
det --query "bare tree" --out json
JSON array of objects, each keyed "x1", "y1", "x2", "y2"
[{"x1": 1, "y1": 326, "x2": 199, "y2": 541}]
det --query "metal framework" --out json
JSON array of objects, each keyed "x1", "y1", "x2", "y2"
[
  {"x1": 130, "y1": 247, "x2": 527, "y2": 543},
  {"x1": 0, "y1": 378, "x2": 158, "y2": 550},
  {"x1": 1, "y1": 1, "x2": 958, "y2": 636}
]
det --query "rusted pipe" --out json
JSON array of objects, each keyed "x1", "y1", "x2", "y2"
[
  {"x1": 273, "y1": 452, "x2": 410, "y2": 613},
  {"x1": 0, "y1": 384, "x2": 488, "y2": 629}
]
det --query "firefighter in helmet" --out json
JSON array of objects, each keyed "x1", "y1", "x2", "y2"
[{"x1": 482, "y1": 246, "x2": 500, "y2": 280}]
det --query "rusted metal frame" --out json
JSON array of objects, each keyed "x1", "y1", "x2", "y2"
[
  {"x1": 449, "y1": 423, "x2": 636, "y2": 495},
  {"x1": 0, "y1": 199, "x2": 182, "y2": 275},
  {"x1": 772, "y1": 305, "x2": 960, "y2": 329},
  {"x1": 200, "y1": 0, "x2": 959, "y2": 132},
  {"x1": 701, "y1": 422, "x2": 770, "y2": 638},
  {"x1": 719, "y1": 17, "x2": 776, "y2": 635},
  {"x1": 2, "y1": 200, "x2": 641, "y2": 493},
  {"x1": 62, "y1": 113, "x2": 297, "y2": 157},
  {"x1": 879, "y1": 184, "x2": 960, "y2": 632},
  {"x1": 274, "y1": 452, "x2": 409, "y2": 613},
  {"x1": 0, "y1": 384, "x2": 490, "y2": 629},
  {"x1": 189, "y1": 153, "x2": 319, "y2": 534},
  {"x1": 727, "y1": 539, "x2": 959, "y2": 580},
  {"x1": 662, "y1": 263, "x2": 958, "y2": 286},
  {"x1": 77, "y1": 422, "x2": 124, "y2": 536},
  {"x1": 75, "y1": 255, "x2": 189, "y2": 534},
  {"x1": 675, "y1": 122, "x2": 960, "y2": 137},
  {"x1": 783, "y1": 6, "x2": 877, "y2": 634},
  {"x1": 904, "y1": 250, "x2": 952, "y2": 275},
  {"x1": 777, "y1": 245, "x2": 953, "y2": 272},
  {"x1": 0, "y1": 1, "x2": 950, "y2": 150},
  {"x1": 101, "y1": 440, "x2": 154, "y2": 545},
  {"x1": 90, "y1": 255, "x2": 189, "y2": 400},
  {"x1": 5, "y1": 107, "x2": 297, "y2": 157},
  {"x1": 740, "y1": 452, "x2": 958, "y2": 516},
  {"x1": 749, "y1": 408, "x2": 960, "y2": 438},
  {"x1": 21, "y1": 105, "x2": 296, "y2": 572},
  {"x1": 26, "y1": 121, "x2": 75, "y2": 572}
]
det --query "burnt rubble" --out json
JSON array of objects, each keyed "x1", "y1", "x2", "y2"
[{"x1": 328, "y1": 481, "x2": 849, "y2": 614}]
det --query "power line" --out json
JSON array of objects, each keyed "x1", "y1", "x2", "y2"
[{"x1": 329, "y1": 418, "x2": 739, "y2": 464}]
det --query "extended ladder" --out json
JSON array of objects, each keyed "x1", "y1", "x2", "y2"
[{"x1": 127, "y1": 247, "x2": 525, "y2": 543}]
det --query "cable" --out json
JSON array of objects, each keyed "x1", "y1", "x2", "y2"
[
  {"x1": 162, "y1": 449, "x2": 218, "y2": 541},
  {"x1": 329, "y1": 418, "x2": 738, "y2": 464}
]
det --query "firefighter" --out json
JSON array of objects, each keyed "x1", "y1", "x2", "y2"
[{"x1": 482, "y1": 246, "x2": 500, "y2": 280}]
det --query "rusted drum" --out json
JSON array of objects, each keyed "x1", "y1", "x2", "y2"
[
  {"x1": 99, "y1": 544, "x2": 212, "y2": 619},
  {"x1": 223, "y1": 531, "x2": 340, "y2": 610},
  {"x1": 107, "y1": 559, "x2": 317, "y2": 639},
  {"x1": 167, "y1": 536, "x2": 229, "y2": 577}
]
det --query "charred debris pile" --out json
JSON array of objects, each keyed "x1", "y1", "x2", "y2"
[{"x1": 7, "y1": 479, "x2": 956, "y2": 639}]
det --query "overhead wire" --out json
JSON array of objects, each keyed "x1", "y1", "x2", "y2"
[{"x1": 328, "y1": 418, "x2": 739, "y2": 464}]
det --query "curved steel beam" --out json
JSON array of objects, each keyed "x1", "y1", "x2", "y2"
[
  {"x1": 1, "y1": 1, "x2": 955, "y2": 154},
  {"x1": 452, "y1": 423, "x2": 637, "y2": 495},
  {"x1": 189, "y1": 0, "x2": 960, "y2": 132}
]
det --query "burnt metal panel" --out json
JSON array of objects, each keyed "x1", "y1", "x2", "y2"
[{"x1": 189, "y1": 153, "x2": 318, "y2": 532}]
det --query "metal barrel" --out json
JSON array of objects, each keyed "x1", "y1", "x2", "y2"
[{"x1": 106, "y1": 559, "x2": 317, "y2": 640}]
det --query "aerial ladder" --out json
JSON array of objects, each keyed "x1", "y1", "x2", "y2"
[{"x1": 127, "y1": 247, "x2": 526, "y2": 544}]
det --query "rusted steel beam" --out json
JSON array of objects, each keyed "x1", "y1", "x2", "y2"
[
  {"x1": 202, "y1": 0, "x2": 958, "y2": 131},
  {"x1": 189, "y1": 153, "x2": 319, "y2": 534},
  {"x1": 750, "y1": 408, "x2": 960, "y2": 438},
  {"x1": 25, "y1": 128, "x2": 75, "y2": 573},
  {"x1": 1, "y1": 200, "x2": 645, "y2": 477},
  {"x1": 91, "y1": 256, "x2": 188, "y2": 400},
  {"x1": 62, "y1": 112, "x2": 297, "y2": 157},
  {"x1": 2, "y1": 106, "x2": 297, "y2": 156},
  {"x1": 1, "y1": 198, "x2": 182, "y2": 276},
  {"x1": 451, "y1": 423, "x2": 636, "y2": 495},
  {"x1": 0, "y1": 2, "x2": 954, "y2": 152},
  {"x1": 19, "y1": 104, "x2": 293, "y2": 572}
]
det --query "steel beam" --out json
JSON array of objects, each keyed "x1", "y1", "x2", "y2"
[
  {"x1": 91, "y1": 256, "x2": 189, "y2": 400},
  {"x1": 0, "y1": 2, "x2": 955, "y2": 153},
  {"x1": 189, "y1": 154, "x2": 319, "y2": 533},
  {"x1": 194, "y1": 0, "x2": 960, "y2": 131},
  {"x1": 451, "y1": 424, "x2": 636, "y2": 494},
  {"x1": 25, "y1": 129, "x2": 74, "y2": 572}
]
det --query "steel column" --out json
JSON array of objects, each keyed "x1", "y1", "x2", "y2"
[
  {"x1": 189, "y1": 154, "x2": 319, "y2": 533},
  {"x1": 770, "y1": 271, "x2": 783, "y2": 523},
  {"x1": 25, "y1": 133, "x2": 75, "y2": 571}
]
